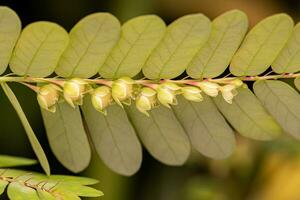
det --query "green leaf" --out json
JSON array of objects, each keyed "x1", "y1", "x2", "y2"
[
  {"x1": 81, "y1": 99, "x2": 142, "y2": 176},
  {"x1": 37, "y1": 189, "x2": 56, "y2": 200},
  {"x1": 254, "y1": 80, "x2": 300, "y2": 139},
  {"x1": 0, "y1": 6, "x2": 21, "y2": 75},
  {"x1": 0, "y1": 155, "x2": 36, "y2": 167},
  {"x1": 99, "y1": 15, "x2": 166, "y2": 79},
  {"x1": 126, "y1": 105, "x2": 191, "y2": 165},
  {"x1": 187, "y1": 10, "x2": 248, "y2": 79},
  {"x1": 58, "y1": 184, "x2": 104, "y2": 197},
  {"x1": 7, "y1": 182, "x2": 39, "y2": 200},
  {"x1": 143, "y1": 13, "x2": 211, "y2": 79},
  {"x1": 40, "y1": 101, "x2": 91, "y2": 173},
  {"x1": 0, "y1": 180, "x2": 8, "y2": 195},
  {"x1": 230, "y1": 14, "x2": 294, "y2": 76},
  {"x1": 272, "y1": 23, "x2": 300, "y2": 73},
  {"x1": 1, "y1": 83, "x2": 50, "y2": 175},
  {"x1": 294, "y1": 77, "x2": 300, "y2": 91},
  {"x1": 49, "y1": 175, "x2": 98, "y2": 185},
  {"x1": 214, "y1": 87, "x2": 282, "y2": 140},
  {"x1": 56, "y1": 13, "x2": 120, "y2": 78},
  {"x1": 9, "y1": 21, "x2": 69, "y2": 77},
  {"x1": 172, "y1": 96, "x2": 235, "y2": 159}
]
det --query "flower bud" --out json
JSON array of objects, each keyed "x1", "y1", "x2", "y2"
[
  {"x1": 230, "y1": 79, "x2": 243, "y2": 88},
  {"x1": 112, "y1": 77, "x2": 135, "y2": 107},
  {"x1": 91, "y1": 86, "x2": 112, "y2": 115},
  {"x1": 37, "y1": 84, "x2": 61, "y2": 112},
  {"x1": 157, "y1": 82, "x2": 180, "y2": 108},
  {"x1": 181, "y1": 86, "x2": 203, "y2": 102},
  {"x1": 196, "y1": 81, "x2": 220, "y2": 97},
  {"x1": 63, "y1": 78, "x2": 88, "y2": 108},
  {"x1": 136, "y1": 87, "x2": 157, "y2": 116},
  {"x1": 219, "y1": 84, "x2": 238, "y2": 104}
]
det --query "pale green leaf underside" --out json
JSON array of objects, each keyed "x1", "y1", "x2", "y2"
[
  {"x1": 254, "y1": 80, "x2": 300, "y2": 139},
  {"x1": 9, "y1": 21, "x2": 69, "y2": 77},
  {"x1": 0, "y1": 155, "x2": 36, "y2": 167},
  {"x1": 0, "y1": 180, "x2": 8, "y2": 195},
  {"x1": 295, "y1": 77, "x2": 300, "y2": 91},
  {"x1": 1, "y1": 83, "x2": 50, "y2": 175},
  {"x1": 99, "y1": 15, "x2": 166, "y2": 79},
  {"x1": 41, "y1": 101, "x2": 91, "y2": 173},
  {"x1": 187, "y1": 10, "x2": 248, "y2": 79},
  {"x1": 126, "y1": 105, "x2": 191, "y2": 165},
  {"x1": 81, "y1": 98, "x2": 142, "y2": 176},
  {"x1": 214, "y1": 87, "x2": 282, "y2": 140},
  {"x1": 0, "y1": 6, "x2": 21, "y2": 75},
  {"x1": 8, "y1": 182, "x2": 39, "y2": 200},
  {"x1": 56, "y1": 13, "x2": 120, "y2": 78},
  {"x1": 272, "y1": 23, "x2": 300, "y2": 73},
  {"x1": 230, "y1": 14, "x2": 294, "y2": 76},
  {"x1": 143, "y1": 13, "x2": 211, "y2": 79},
  {"x1": 173, "y1": 96, "x2": 235, "y2": 159}
]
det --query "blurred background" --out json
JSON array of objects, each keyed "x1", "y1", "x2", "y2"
[{"x1": 1, "y1": 0, "x2": 300, "y2": 199}]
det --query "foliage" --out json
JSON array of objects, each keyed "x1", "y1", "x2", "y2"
[
  {"x1": 0, "y1": 155, "x2": 103, "y2": 199},
  {"x1": 0, "y1": 6, "x2": 300, "y2": 177}
]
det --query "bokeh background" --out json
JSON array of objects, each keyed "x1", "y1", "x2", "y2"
[{"x1": 1, "y1": 0, "x2": 300, "y2": 199}]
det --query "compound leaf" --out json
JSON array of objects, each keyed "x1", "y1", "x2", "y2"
[
  {"x1": 173, "y1": 95, "x2": 235, "y2": 159},
  {"x1": 99, "y1": 15, "x2": 166, "y2": 79},
  {"x1": 214, "y1": 87, "x2": 282, "y2": 140},
  {"x1": 0, "y1": 6, "x2": 21, "y2": 74},
  {"x1": 1, "y1": 83, "x2": 50, "y2": 175},
  {"x1": 230, "y1": 14, "x2": 293, "y2": 76},
  {"x1": 9, "y1": 21, "x2": 69, "y2": 77},
  {"x1": 143, "y1": 13, "x2": 211, "y2": 79},
  {"x1": 272, "y1": 23, "x2": 300, "y2": 73},
  {"x1": 126, "y1": 105, "x2": 191, "y2": 165},
  {"x1": 254, "y1": 80, "x2": 300, "y2": 139},
  {"x1": 41, "y1": 101, "x2": 91, "y2": 173},
  {"x1": 7, "y1": 182, "x2": 39, "y2": 200},
  {"x1": 56, "y1": 13, "x2": 120, "y2": 78},
  {"x1": 81, "y1": 98, "x2": 142, "y2": 176},
  {"x1": 187, "y1": 9, "x2": 248, "y2": 79}
]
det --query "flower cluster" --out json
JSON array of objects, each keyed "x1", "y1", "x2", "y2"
[{"x1": 36, "y1": 77, "x2": 244, "y2": 116}]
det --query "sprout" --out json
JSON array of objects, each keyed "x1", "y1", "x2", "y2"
[
  {"x1": 91, "y1": 86, "x2": 112, "y2": 115},
  {"x1": 181, "y1": 86, "x2": 203, "y2": 102},
  {"x1": 157, "y1": 82, "x2": 181, "y2": 108},
  {"x1": 136, "y1": 87, "x2": 157, "y2": 116},
  {"x1": 37, "y1": 84, "x2": 61, "y2": 112},
  {"x1": 111, "y1": 77, "x2": 135, "y2": 107}
]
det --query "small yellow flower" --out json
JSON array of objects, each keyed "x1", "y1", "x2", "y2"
[
  {"x1": 181, "y1": 86, "x2": 203, "y2": 102},
  {"x1": 157, "y1": 82, "x2": 180, "y2": 108},
  {"x1": 63, "y1": 78, "x2": 88, "y2": 108},
  {"x1": 112, "y1": 77, "x2": 135, "y2": 107},
  {"x1": 230, "y1": 79, "x2": 243, "y2": 87},
  {"x1": 37, "y1": 84, "x2": 61, "y2": 112},
  {"x1": 136, "y1": 87, "x2": 157, "y2": 116},
  {"x1": 196, "y1": 81, "x2": 220, "y2": 97},
  {"x1": 91, "y1": 86, "x2": 112, "y2": 115},
  {"x1": 219, "y1": 84, "x2": 238, "y2": 104}
]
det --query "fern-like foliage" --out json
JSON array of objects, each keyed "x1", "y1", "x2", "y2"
[
  {"x1": 0, "y1": 155, "x2": 103, "y2": 199},
  {"x1": 1, "y1": 6, "x2": 300, "y2": 176}
]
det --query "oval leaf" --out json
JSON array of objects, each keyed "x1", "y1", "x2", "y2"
[
  {"x1": 8, "y1": 182, "x2": 39, "y2": 200},
  {"x1": 81, "y1": 99, "x2": 142, "y2": 176},
  {"x1": 214, "y1": 87, "x2": 282, "y2": 140},
  {"x1": 254, "y1": 80, "x2": 300, "y2": 139},
  {"x1": 173, "y1": 95, "x2": 236, "y2": 159},
  {"x1": 9, "y1": 21, "x2": 69, "y2": 77},
  {"x1": 126, "y1": 105, "x2": 191, "y2": 165},
  {"x1": 99, "y1": 15, "x2": 165, "y2": 79},
  {"x1": 1, "y1": 83, "x2": 50, "y2": 175},
  {"x1": 143, "y1": 13, "x2": 211, "y2": 79},
  {"x1": 0, "y1": 180, "x2": 8, "y2": 195},
  {"x1": 0, "y1": 6, "x2": 21, "y2": 74},
  {"x1": 0, "y1": 155, "x2": 36, "y2": 167},
  {"x1": 41, "y1": 102, "x2": 91, "y2": 173},
  {"x1": 56, "y1": 13, "x2": 120, "y2": 78},
  {"x1": 272, "y1": 23, "x2": 300, "y2": 73},
  {"x1": 295, "y1": 76, "x2": 300, "y2": 91},
  {"x1": 230, "y1": 14, "x2": 293, "y2": 76},
  {"x1": 187, "y1": 9, "x2": 248, "y2": 79}
]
